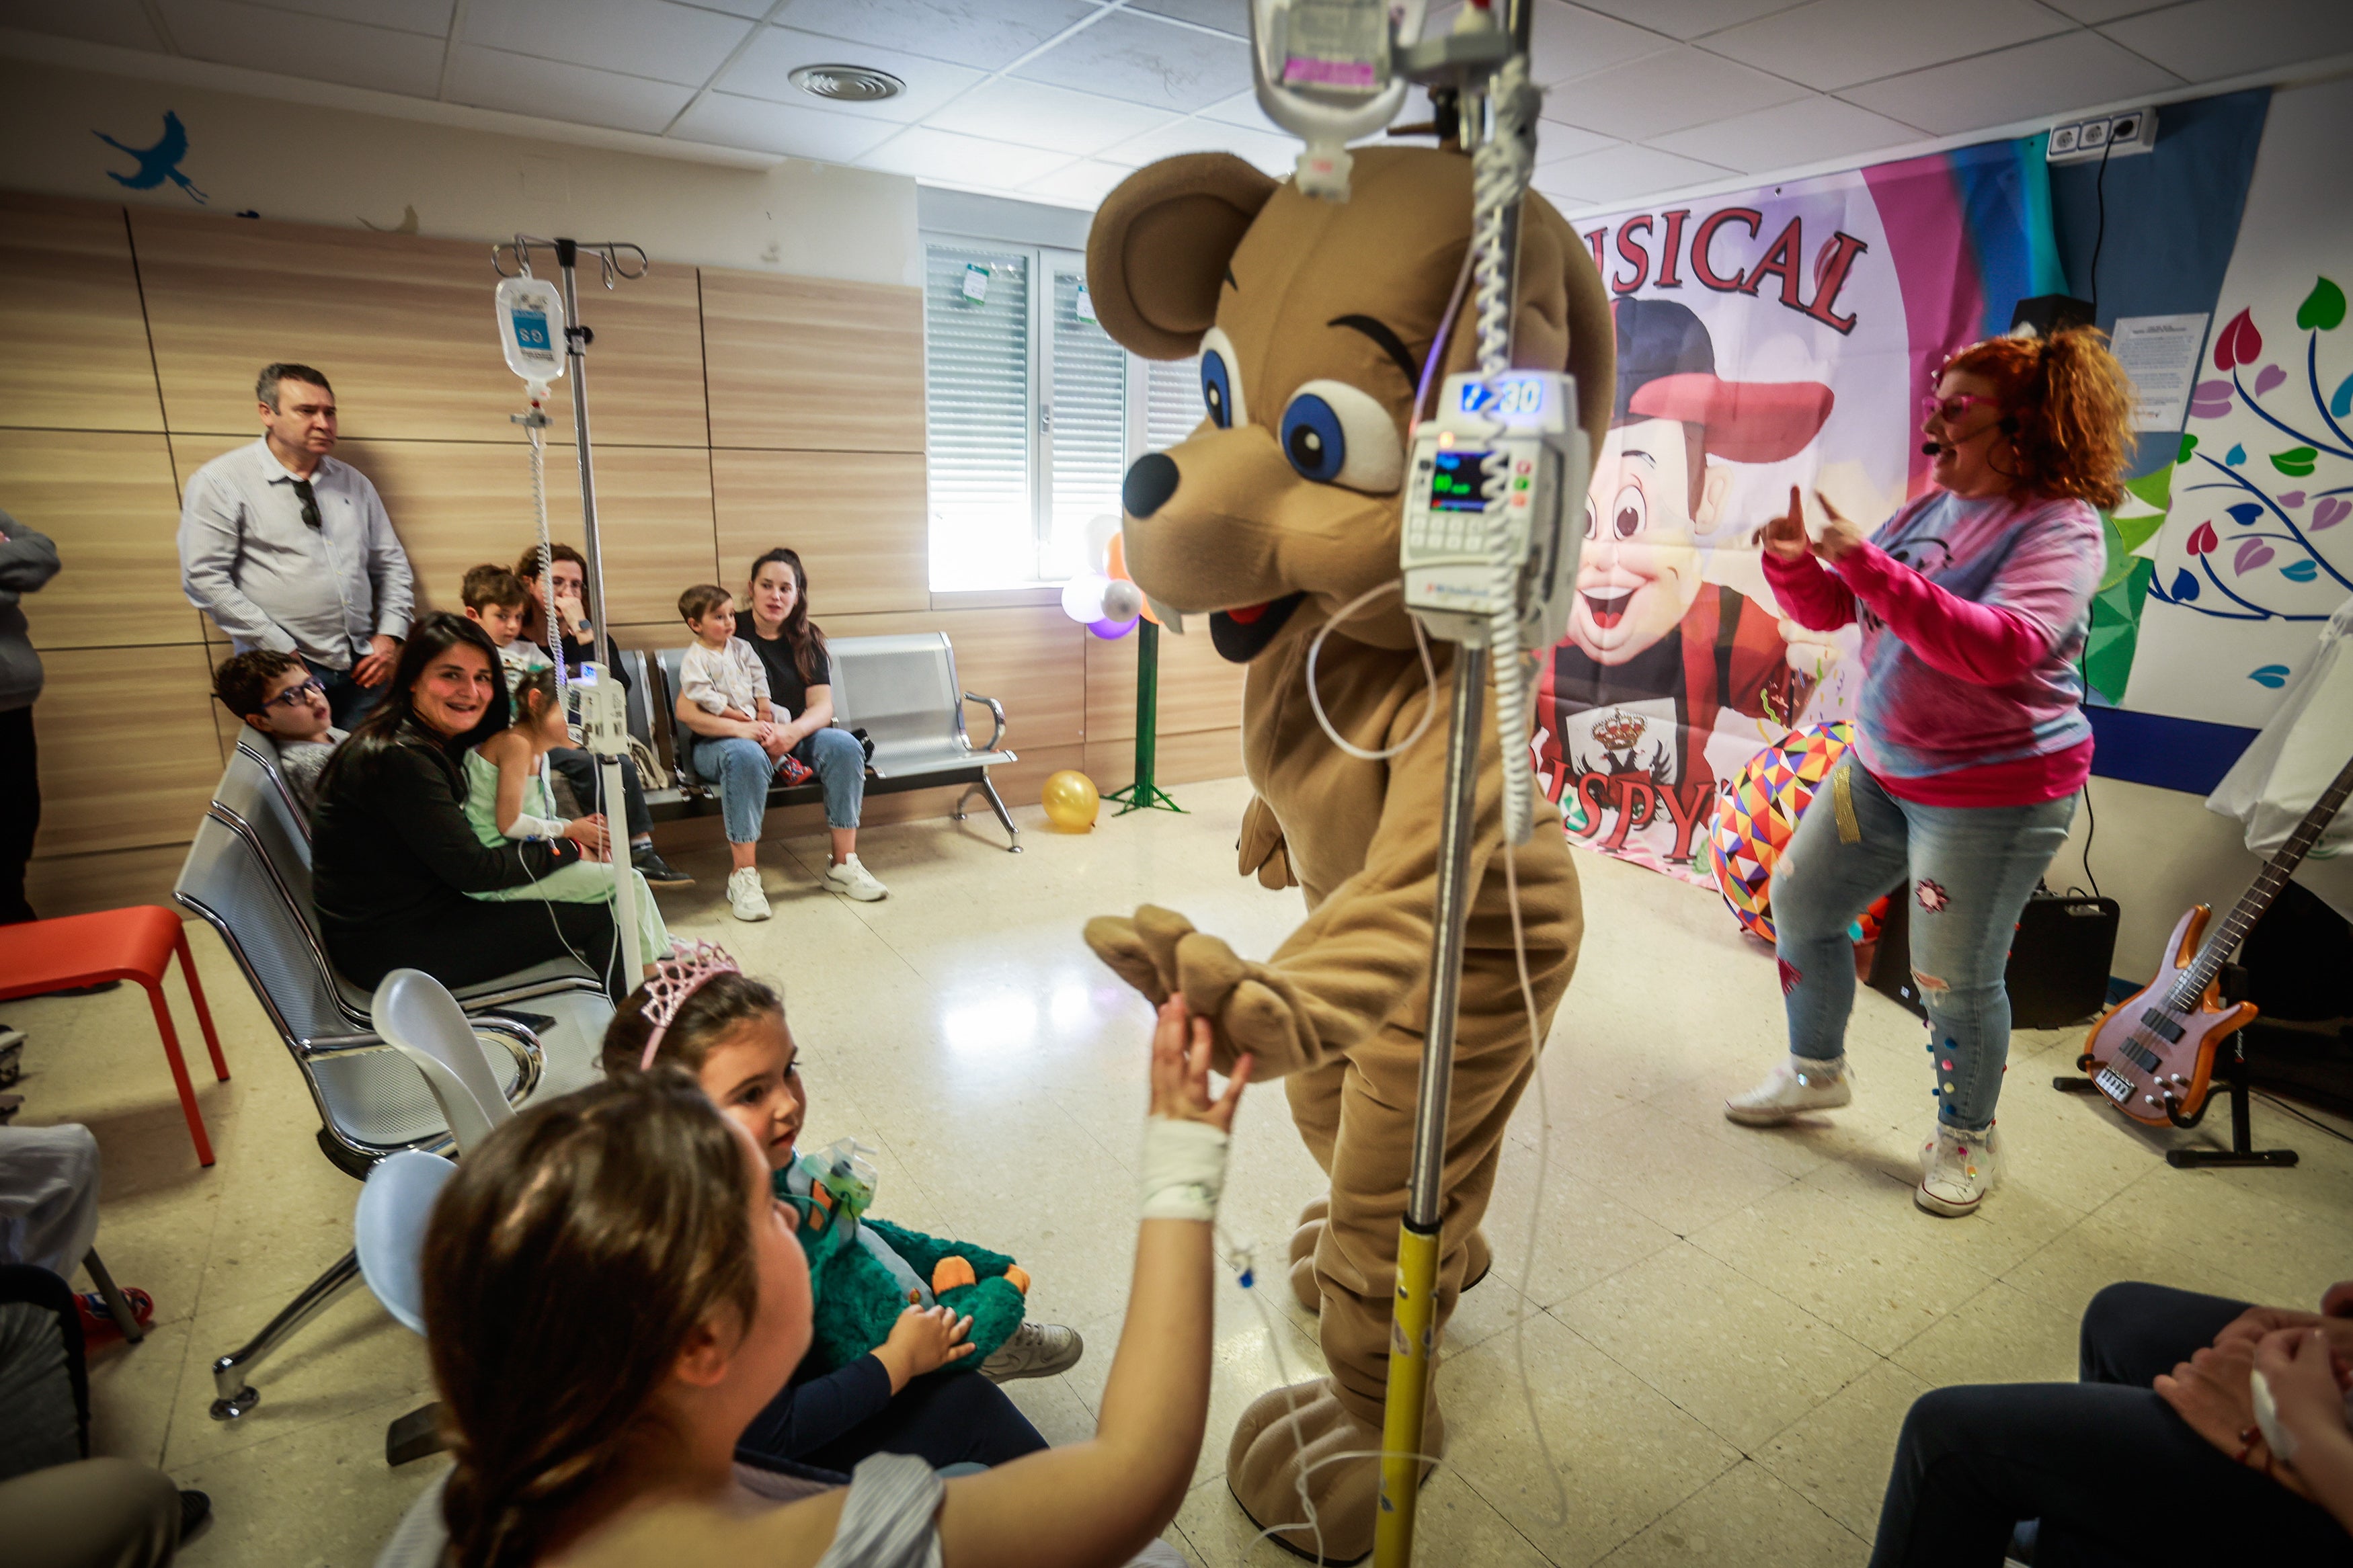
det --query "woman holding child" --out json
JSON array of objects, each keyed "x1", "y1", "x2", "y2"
[{"x1": 311, "y1": 612, "x2": 630, "y2": 995}]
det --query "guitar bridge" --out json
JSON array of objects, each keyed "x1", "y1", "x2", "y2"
[{"x1": 2095, "y1": 1067, "x2": 2135, "y2": 1105}]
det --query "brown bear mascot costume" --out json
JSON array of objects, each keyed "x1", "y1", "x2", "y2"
[{"x1": 1082, "y1": 145, "x2": 1611, "y2": 1560}]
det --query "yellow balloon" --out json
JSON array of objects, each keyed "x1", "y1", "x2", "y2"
[{"x1": 1041, "y1": 769, "x2": 1101, "y2": 831}]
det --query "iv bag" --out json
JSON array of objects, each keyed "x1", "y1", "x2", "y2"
[{"x1": 495, "y1": 275, "x2": 566, "y2": 384}]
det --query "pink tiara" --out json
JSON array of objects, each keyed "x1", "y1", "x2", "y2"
[{"x1": 639, "y1": 940, "x2": 742, "y2": 1070}]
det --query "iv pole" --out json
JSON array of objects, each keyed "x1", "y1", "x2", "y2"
[{"x1": 493, "y1": 234, "x2": 651, "y2": 997}]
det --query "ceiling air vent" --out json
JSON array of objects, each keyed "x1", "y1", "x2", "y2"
[{"x1": 789, "y1": 65, "x2": 905, "y2": 104}]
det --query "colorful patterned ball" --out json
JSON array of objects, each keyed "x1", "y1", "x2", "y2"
[{"x1": 1708, "y1": 722, "x2": 1889, "y2": 946}]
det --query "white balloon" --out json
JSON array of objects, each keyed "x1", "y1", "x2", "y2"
[
  {"x1": 1060, "y1": 573, "x2": 1111, "y2": 624},
  {"x1": 1083, "y1": 514, "x2": 1123, "y2": 573},
  {"x1": 1099, "y1": 579, "x2": 1144, "y2": 622}
]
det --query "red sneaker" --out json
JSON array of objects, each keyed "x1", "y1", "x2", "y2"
[{"x1": 76, "y1": 1286, "x2": 155, "y2": 1345}]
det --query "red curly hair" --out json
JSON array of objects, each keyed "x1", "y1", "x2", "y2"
[{"x1": 1941, "y1": 326, "x2": 2135, "y2": 511}]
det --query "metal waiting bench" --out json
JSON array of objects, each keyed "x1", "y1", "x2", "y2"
[{"x1": 634, "y1": 632, "x2": 1023, "y2": 852}]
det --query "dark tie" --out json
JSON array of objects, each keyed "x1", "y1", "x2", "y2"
[{"x1": 291, "y1": 478, "x2": 321, "y2": 530}]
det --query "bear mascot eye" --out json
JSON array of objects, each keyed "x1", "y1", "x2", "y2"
[
  {"x1": 1199, "y1": 327, "x2": 1247, "y2": 430},
  {"x1": 1277, "y1": 380, "x2": 1402, "y2": 493}
]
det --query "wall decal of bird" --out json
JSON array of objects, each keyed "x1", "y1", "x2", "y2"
[{"x1": 93, "y1": 110, "x2": 208, "y2": 203}]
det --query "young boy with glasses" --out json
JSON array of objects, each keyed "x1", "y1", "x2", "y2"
[{"x1": 212, "y1": 649, "x2": 343, "y2": 814}]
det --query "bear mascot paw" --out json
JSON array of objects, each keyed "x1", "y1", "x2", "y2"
[{"x1": 1228, "y1": 1379, "x2": 1446, "y2": 1565}]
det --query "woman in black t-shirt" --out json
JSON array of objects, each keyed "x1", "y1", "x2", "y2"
[{"x1": 740, "y1": 548, "x2": 884, "y2": 901}]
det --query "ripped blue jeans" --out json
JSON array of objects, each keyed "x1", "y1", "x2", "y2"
[{"x1": 1773, "y1": 754, "x2": 2075, "y2": 1129}]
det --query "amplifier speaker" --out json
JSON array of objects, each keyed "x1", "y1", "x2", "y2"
[{"x1": 1866, "y1": 887, "x2": 2120, "y2": 1029}]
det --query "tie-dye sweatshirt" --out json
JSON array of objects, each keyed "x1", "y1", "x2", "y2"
[{"x1": 1761, "y1": 489, "x2": 2101, "y2": 807}]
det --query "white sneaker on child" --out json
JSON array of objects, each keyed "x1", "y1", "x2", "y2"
[
  {"x1": 1724, "y1": 1055, "x2": 1853, "y2": 1126},
  {"x1": 1917, "y1": 1122, "x2": 1997, "y2": 1217},
  {"x1": 824, "y1": 855, "x2": 888, "y2": 902},
  {"x1": 727, "y1": 866, "x2": 772, "y2": 922},
  {"x1": 978, "y1": 1321, "x2": 1083, "y2": 1382}
]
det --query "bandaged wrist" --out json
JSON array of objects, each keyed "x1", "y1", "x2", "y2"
[
  {"x1": 1139, "y1": 1116, "x2": 1229, "y2": 1221},
  {"x1": 507, "y1": 813, "x2": 568, "y2": 842}
]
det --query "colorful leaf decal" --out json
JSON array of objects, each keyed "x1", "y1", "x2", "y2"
[
  {"x1": 2122, "y1": 465, "x2": 2174, "y2": 513},
  {"x1": 2191, "y1": 389, "x2": 2235, "y2": 420},
  {"x1": 2254, "y1": 363, "x2": 2287, "y2": 397},
  {"x1": 2272, "y1": 446, "x2": 2319, "y2": 477},
  {"x1": 2283, "y1": 559, "x2": 2320, "y2": 582},
  {"x1": 2334, "y1": 374, "x2": 2353, "y2": 420},
  {"x1": 2187, "y1": 521, "x2": 2219, "y2": 554},
  {"x1": 2278, "y1": 491, "x2": 2306, "y2": 509},
  {"x1": 2226, "y1": 502, "x2": 2263, "y2": 526},
  {"x1": 2215, "y1": 308, "x2": 2262, "y2": 370},
  {"x1": 2232, "y1": 539, "x2": 2274, "y2": 574},
  {"x1": 2227, "y1": 444, "x2": 2246, "y2": 466},
  {"x1": 2249, "y1": 665, "x2": 2291, "y2": 688},
  {"x1": 2313, "y1": 497, "x2": 2351, "y2": 530},
  {"x1": 2171, "y1": 569, "x2": 2200, "y2": 602},
  {"x1": 2297, "y1": 276, "x2": 2346, "y2": 331},
  {"x1": 2179, "y1": 433, "x2": 2200, "y2": 461}
]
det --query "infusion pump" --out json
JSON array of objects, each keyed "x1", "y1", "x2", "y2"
[{"x1": 1400, "y1": 370, "x2": 1587, "y2": 652}]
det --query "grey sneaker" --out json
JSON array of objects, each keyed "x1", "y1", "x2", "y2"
[{"x1": 978, "y1": 1321, "x2": 1083, "y2": 1382}]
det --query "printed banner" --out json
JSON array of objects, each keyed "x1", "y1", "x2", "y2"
[{"x1": 1536, "y1": 140, "x2": 2065, "y2": 882}]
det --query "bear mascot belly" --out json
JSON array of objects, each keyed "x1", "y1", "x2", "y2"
[{"x1": 1080, "y1": 147, "x2": 1611, "y2": 1562}]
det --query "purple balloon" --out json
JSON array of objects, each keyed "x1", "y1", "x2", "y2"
[{"x1": 1088, "y1": 616, "x2": 1138, "y2": 640}]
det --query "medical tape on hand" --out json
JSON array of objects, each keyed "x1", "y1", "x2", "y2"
[{"x1": 1140, "y1": 1118, "x2": 1229, "y2": 1221}]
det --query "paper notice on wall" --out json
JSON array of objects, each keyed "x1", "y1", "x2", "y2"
[{"x1": 2111, "y1": 313, "x2": 2210, "y2": 431}]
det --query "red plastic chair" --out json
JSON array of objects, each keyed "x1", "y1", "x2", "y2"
[{"x1": 0, "y1": 905, "x2": 231, "y2": 1167}]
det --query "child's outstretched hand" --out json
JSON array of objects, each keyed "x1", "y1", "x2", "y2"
[
  {"x1": 1149, "y1": 997, "x2": 1250, "y2": 1134},
  {"x1": 874, "y1": 1303, "x2": 975, "y2": 1393}
]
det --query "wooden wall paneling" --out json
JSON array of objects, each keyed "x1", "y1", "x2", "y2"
[
  {"x1": 0, "y1": 194, "x2": 164, "y2": 434},
  {"x1": 2, "y1": 429, "x2": 210, "y2": 649},
  {"x1": 700, "y1": 268, "x2": 922, "y2": 453},
  {"x1": 128, "y1": 208, "x2": 707, "y2": 446},
  {"x1": 820, "y1": 606, "x2": 1085, "y2": 753},
  {"x1": 34, "y1": 643, "x2": 224, "y2": 857},
  {"x1": 711, "y1": 449, "x2": 928, "y2": 614},
  {"x1": 26, "y1": 843, "x2": 196, "y2": 922},
  {"x1": 1083, "y1": 620, "x2": 1247, "y2": 743},
  {"x1": 1086, "y1": 728, "x2": 1244, "y2": 794}
]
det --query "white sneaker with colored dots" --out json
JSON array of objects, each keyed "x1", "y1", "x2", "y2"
[
  {"x1": 1917, "y1": 1121, "x2": 1997, "y2": 1216},
  {"x1": 1724, "y1": 1055, "x2": 1853, "y2": 1126}
]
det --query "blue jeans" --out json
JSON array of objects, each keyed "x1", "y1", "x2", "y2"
[
  {"x1": 1774, "y1": 755, "x2": 2075, "y2": 1128},
  {"x1": 687, "y1": 727, "x2": 867, "y2": 842},
  {"x1": 305, "y1": 659, "x2": 386, "y2": 729}
]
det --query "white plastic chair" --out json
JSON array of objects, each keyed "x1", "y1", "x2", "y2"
[
  {"x1": 352, "y1": 1151, "x2": 454, "y2": 1337},
  {"x1": 370, "y1": 968, "x2": 518, "y2": 1155}
]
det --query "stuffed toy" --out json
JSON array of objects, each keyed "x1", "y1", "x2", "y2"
[
  {"x1": 779, "y1": 1139, "x2": 1031, "y2": 1375},
  {"x1": 1082, "y1": 146, "x2": 1609, "y2": 1562}
]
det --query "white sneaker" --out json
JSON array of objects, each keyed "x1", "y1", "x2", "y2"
[
  {"x1": 824, "y1": 855, "x2": 887, "y2": 902},
  {"x1": 727, "y1": 866, "x2": 771, "y2": 922},
  {"x1": 1725, "y1": 1055, "x2": 1853, "y2": 1126},
  {"x1": 978, "y1": 1321, "x2": 1084, "y2": 1382},
  {"x1": 1917, "y1": 1122, "x2": 1997, "y2": 1217}
]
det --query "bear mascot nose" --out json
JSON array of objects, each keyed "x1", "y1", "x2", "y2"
[{"x1": 1122, "y1": 452, "x2": 1181, "y2": 519}]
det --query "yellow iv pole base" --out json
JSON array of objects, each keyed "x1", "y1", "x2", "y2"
[{"x1": 1372, "y1": 1220, "x2": 1442, "y2": 1568}]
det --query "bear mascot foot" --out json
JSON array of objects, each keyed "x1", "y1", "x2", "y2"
[
  {"x1": 1227, "y1": 1378, "x2": 1445, "y2": 1565},
  {"x1": 1286, "y1": 1198, "x2": 1492, "y2": 1315}
]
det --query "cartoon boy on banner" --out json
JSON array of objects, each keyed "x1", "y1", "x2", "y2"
[{"x1": 1537, "y1": 298, "x2": 1834, "y2": 872}]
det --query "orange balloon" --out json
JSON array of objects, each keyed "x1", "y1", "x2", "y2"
[{"x1": 1107, "y1": 534, "x2": 1160, "y2": 624}]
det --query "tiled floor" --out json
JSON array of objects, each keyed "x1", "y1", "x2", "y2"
[{"x1": 11, "y1": 774, "x2": 2350, "y2": 1566}]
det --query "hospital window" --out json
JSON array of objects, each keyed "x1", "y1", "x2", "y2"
[{"x1": 921, "y1": 237, "x2": 1205, "y2": 591}]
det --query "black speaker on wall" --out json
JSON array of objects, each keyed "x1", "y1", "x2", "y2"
[{"x1": 1867, "y1": 886, "x2": 2120, "y2": 1029}]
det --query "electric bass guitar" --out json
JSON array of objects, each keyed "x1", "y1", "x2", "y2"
[{"x1": 2083, "y1": 747, "x2": 2353, "y2": 1126}]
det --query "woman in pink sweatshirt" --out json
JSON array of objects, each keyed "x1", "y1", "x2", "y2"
[{"x1": 1724, "y1": 327, "x2": 2136, "y2": 1218}]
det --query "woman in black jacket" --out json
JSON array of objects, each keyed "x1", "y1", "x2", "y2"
[{"x1": 312, "y1": 613, "x2": 626, "y2": 995}]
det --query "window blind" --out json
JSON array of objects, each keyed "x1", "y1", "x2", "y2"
[
  {"x1": 924, "y1": 243, "x2": 1030, "y2": 589},
  {"x1": 1144, "y1": 355, "x2": 1204, "y2": 452},
  {"x1": 1045, "y1": 270, "x2": 1127, "y2": 580}
]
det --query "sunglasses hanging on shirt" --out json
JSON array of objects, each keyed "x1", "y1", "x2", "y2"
[{"x1": 291, "y1": 477, "x2": 322, "y2": 530}]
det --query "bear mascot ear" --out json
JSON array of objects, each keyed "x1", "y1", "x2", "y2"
[{"x1": 1087, "y1": 153, "x2": 1279, "y2": 362}]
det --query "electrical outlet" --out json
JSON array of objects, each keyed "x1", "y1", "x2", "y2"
[{"x1": 2046, "y1": 106, "x2": 2157, "y2": 164}]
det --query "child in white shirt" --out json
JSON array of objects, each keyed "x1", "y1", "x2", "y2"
[{"x1": 672, "y1": 585, "x2": 808, "y2": 923}]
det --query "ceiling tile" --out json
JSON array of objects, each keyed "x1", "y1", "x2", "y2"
[
  {"x1": 683, "y1": 0, "x2": 770, "y2": 16},
  {"x1": 1839, "y1": 28, "x2": 2181, "y2": 133},
  {"x1": 1548, "y1": 44, "x2": 1810, "y2": 138},
  {"x1": 1199, "y1": 89, "x2": 1284, "y2": 133},
  {"x1": 1021, "y1": 157, "x2": 1140, "y2": 207},
  {"x1": 1099, "y1": 115, "x2": 1298, "y2": 175},
  {"x1": 1702, "y1": 0, "x2": 2077, "y2": 91},
  {"x1": 229, "y1": 0, "x2": 454, "y2": 35},
  {"x1": 668, "y1": 90, "x2": 900, "y2": 160},
  {"x1": 1651, "y1": 93, "x2": 1925, "y2": 171},
  {"x1": 718, "y1": 27, "x2": 988, "y2": 123},
  {"x1": 2039, "y1": 0, "x2": 2166, "y2": 20},
  {"x1": 442, "y1": 44, "x2": 697, "y2": 133},
  {"x1": 1523, "y1": 0, "x2": 1680, "y2": 84},
  {"x1": 1009, "y1": 10, "x2": 1252, "y2": 112},
  {"x1": 155, "y1": 0, "x2": 446, "y2": 95},
  {"x1": 1566, "y1": 0, "x2": 1814, "y2": 40},
  {"x1": 2100, "y1": 0, "x2": 2353, "y2": 83},
  {"x1": 0, "y1": 0, "x2": 165, "y2": 48},
  {"x1": 768, "y1": 0, "x2": 1099, "y2": 73},
  {"x1": 856, "y1": 126, "x2": 1075, "y2": 189},
  {"x1": 463, "y1": 0, "x2": 752, "y2": 87},
  {"x1": 1533, "y1": 118, "x2": 1624, "y2": 163},
  {"x1": 1129, "y1": 0, "x2": 1248, "y2": 36},
  {"x1": 927, "y1": 78, "x2": 1176, "y2": 156},
  {"x1": 1532, "y1": 142, "x2": 1734, "y2": 204}
]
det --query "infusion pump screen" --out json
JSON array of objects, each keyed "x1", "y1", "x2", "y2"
[{"x1": 1429, "y1": 450, "x2": 1494, "y2": 512}]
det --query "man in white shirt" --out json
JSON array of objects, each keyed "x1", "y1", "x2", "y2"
[{"x1": 177, "y1": 364, "x2": 416, "y2": 727}]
